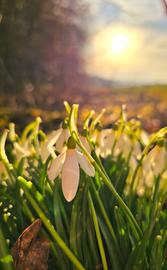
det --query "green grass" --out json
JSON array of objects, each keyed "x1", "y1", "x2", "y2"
[{"x1": 0, "y1": 102, "x2": 167, "y2": 270}]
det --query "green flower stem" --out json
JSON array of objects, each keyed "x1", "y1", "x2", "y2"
[
  {"x1": 0, "y1": 226, "x2": 14, "y2": 270},
  {"x1": 129, "y1": 154, "x2": 144, "y2": 196},
  {"x1": 69, "y1": 104, "x2": 79, "y2": 134},
  {"x1": 22, "y1": 201, "x2": 59, "y2": 259},
  {"x1": 90, "y1": 180, "x2": 121, "y2": 259},
  {"x1": 0, "y1": 130, "x2": 18, "y2": 184},
  {"x1": 69, "y1": 104, "x2": 142, "y2": 241},
  {"x1": 90, "y1": 108, "x2": 105, "y2": 132},
  {"x1": 64, "y1": 101, "x2": 71, "y2": 114},
  {"x1": 0, "y1": 130, "x2": 10, "y2": 165},
  {"x1": 3, "y1": 163, "x2": 15, "y2": 185},
  {"x1": 75, "y1": 130, "x2": 142, "y2": 241},
  {"x1": 93, "y1": 160, "x2": 142, "y2": 240},
  {"x1": 20, "y1": 177, "x2": 49, "y2": 214},
  {"x1": 88, "y1": 192, "x2": 108, "y2": 270},
  {"x1": 83, "y1": 110, "x2": 95, "y2": 129},
  {"x1": 22, "y1": 200, "x2": 35, "y2": 223},
  {"x1": 21, "y1": 117, "x2": 41, "y2": 142},
  {"x1": 18, "y1": 176, "x2": 86, "y2": 270}
]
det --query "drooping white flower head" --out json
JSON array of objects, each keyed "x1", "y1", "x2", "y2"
[
  {"x1": 13, "y1": 139, "x2": 36, "y2": 160},
  {"x1": 114, "y1": 133, "x2": 132, "y2": 158},
  {"x1": 97, "y1": 129, "x2": 115, "y2": 158},
  {"x1": 143, "y1": 144, "x2": 167, "y2": 177},
  {"x1": 48, "y1": 136, "x2": 95, "y2": 202},
  {"x1": 40, "y1": 120, "x2": 70, "y2": 162},
  {"x1": 54, "y1": 120, "x2": 70, "y2": 153},
  {"x1": 40, "y1": 129, "x2": 61, "y2": 162},
  {"x1": 12, "y1": 117, "x2": 42, "y2": 160}
]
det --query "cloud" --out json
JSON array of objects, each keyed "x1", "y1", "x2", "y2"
[
  {"x1": 111, "y1": 0, "x2": 163, "y2": 21},
  {"x1": 87, "y1": 0, "x2": 167, "y2": 30}
]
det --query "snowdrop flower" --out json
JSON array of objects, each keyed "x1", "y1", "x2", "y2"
[
  {"x1": 141, "y1": 144, "x2": 167, "y2": 188},
  {"x1": 48, "y1": 136, "x2": 95, "y2": 202},
  {"x1": 114, "y1": 134, "x2": 131, "y2": 158},
  {"x1": 13, "y1": 141, "x2": 33, "y2": 159},
  {"x1": 54, "y1": 120, "x2": 70, "y2": 153},
  {"x1": 40, "y1": 120, "x2": 70, "y2": 162},
  {"x1": 143, "y1": 144, "x2": 167, "y2": 177},
  {"x1": 40, "y1": 130, "x2": 62, "y2": 162},
  {"x1": 97, "y1": 129, "x2": 115, "y2": 158},
  {"x1": 79, "y1": 129, "x2": 91, "y2": 154},
  {"x1": 114, "y1": 133, "x2": 141, "y2": 160}
]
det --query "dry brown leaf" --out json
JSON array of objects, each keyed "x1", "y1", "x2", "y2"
[{"x1": 11, "y1": 219, "x2": 50, "y2": 270}]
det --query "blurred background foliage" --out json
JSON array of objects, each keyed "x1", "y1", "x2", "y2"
[{"x1": 0, "y1": 0, "x2": 87, "y2": 93}]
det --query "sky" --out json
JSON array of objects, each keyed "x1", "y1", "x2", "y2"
[{"x1": 83, "y1": 0, "x2": 167, "y2": 84}]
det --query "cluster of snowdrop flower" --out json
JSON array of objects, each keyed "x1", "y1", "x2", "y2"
[{"x1": 0, "y1": 102, "x2": 166, "y2": 201}]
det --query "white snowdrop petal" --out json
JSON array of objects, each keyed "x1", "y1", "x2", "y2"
[
  {"x1": 48, "y1": 129, "x2": 63, "y2": 143},
  {"x1": 47, "y1": 145, "x2": 57, "y2": 160},
  {"x1": 144, "y1": 146, "x2": 166, "y2": 177},
  {"x1": 56, "y1": 134, "x2": 64, "y2": 153},
  {"x1": 40, "y1": 129, "x2": 62, "y2": 162},
  {"x1": 80, "y1": 136, "x2": 91, "y2": 153},
  {"x1": 64, "y1": 129, "x2": 70, "y2": 142},
  {"x1": 47, "y1": 128, "x2": 63, "y2": 149},
  {"x1": 133, "y1": 141, "x2": 141, "y2": 157},
  {"x1": 98, "y1": 129, "x2": 111, "y2": 146},
  {"x1": 40, "y1": 145, "x2": 50, "y2": 162},
  {"x1": 97, "y1": 129, "x2": 116, "y2": 158},
  {"x1": 141, "y1": 131, "x2": 149, "y2": 145},
  {"x1": 56, "y1": 129, "x2": 69, "y2": 153},
  {"x1": 153, "y1": 147, "x2": 166, "y2": 176},
  {"x1": 114, "y1": 134, "x2": 124, "y2": 156},
  {"x1": 129, "y1": 156, "x2": 137, "y2": 171},
  {"x1": 76, "y1": 151, "x2": 95, "y2": 177},
  {"x1": 62, "y1": 150, "x2": 79, "y2": 202},
  {"x1": 48, "y1": 151, "x2": 66, "y2": 181}
]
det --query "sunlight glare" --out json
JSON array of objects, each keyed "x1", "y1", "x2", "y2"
[{"x1": 111, "y1": 34, "x2": 129, "y2": 55}]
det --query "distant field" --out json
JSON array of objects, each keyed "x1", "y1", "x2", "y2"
[
  {"x1": 84, "y1": 84, "x2": 167, "y2": 132},
  {"x1": 0, "y1": 84, "x2": 166, "y2": 132}
]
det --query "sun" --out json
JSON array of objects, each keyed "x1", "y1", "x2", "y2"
[{"x1": 111, "y1": 34, "x2": 129, "y2": 55}]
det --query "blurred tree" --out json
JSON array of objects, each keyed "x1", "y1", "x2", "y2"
[{"x1": 0, "y1": 0, "x2": 87, "y2": 94}]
